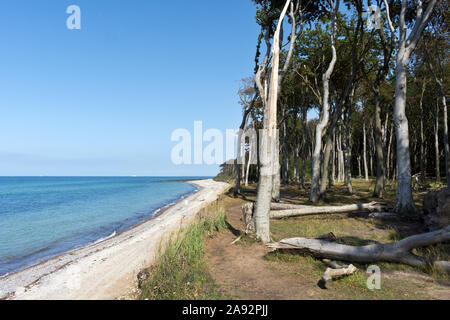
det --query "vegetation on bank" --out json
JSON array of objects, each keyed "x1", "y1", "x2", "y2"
[{"x1": 138, "y1": 205, "x2": 229, "y2": 300}]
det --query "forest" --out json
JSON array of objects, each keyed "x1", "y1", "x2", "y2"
[{"x1": 218, "y1": 0, "x2": 450, "y2": 274}]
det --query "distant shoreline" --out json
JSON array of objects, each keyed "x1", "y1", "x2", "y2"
[{"x1": 0, "y1": 179, "x2": 229, "y2": 300}]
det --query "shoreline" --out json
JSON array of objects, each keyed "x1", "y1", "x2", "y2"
[
  {"x1": 0, "y1": 182, "x2": 200, "y2": 281},
  {"x1": 0, "y1": 179, "x2": 229, "y2": 300}
]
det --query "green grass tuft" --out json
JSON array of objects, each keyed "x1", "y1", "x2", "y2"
[{"x1": 139, "y1": 208, "x2": 229, "y2": 300}]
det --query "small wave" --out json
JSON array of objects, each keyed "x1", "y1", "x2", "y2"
[{"x1": 94, "y1": 231, "x2": 116, "y2": 244}]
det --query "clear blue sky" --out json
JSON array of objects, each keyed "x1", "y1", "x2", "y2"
[{"x1": 0, "y1": 0, "x2": 261, "y2": 176}]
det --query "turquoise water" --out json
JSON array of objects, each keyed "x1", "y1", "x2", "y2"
[{"x1": 0, "y1": 177, "x2": 204, "y2": 277}]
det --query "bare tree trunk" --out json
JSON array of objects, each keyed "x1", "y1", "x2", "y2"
[
  {"x1": 281, "y1": 107, "x2": 289, "y2": 185},
  {"x1": 373, "y1": 91, "x2": 385, "y2": 197},
  {"x1": 310, "y1": 0, "x2": 339, "y2": 203},
  {"x1": 254, "y1": 0, "x2": 290, "y2": 243},
  {"x1": 363, "y1": 121, "x2": 369, "y2": 181},
  {"x1": 386, "y1": 120, "x2": 394, "y2": 181},
  {"x1": 419, "y1": 81, "x2": 426, "y2": 184},
  {"x1": 394, "y1": 54, "x2": 416, "y2": 213},
  {"x1": 272, "y1": 137, "x2": 281, "y2": 201},
  {"x1": 343, "y1": 106, "x2": 352, "y2": 193},
  {"x1": 294, "y1": 142, "x2": 299, "y2": 183},
  {"x1": 435, "y1": 100, "x2": 441, "y2": 183},
  {"x1": 383, "y1": 0, "x2": 438, "y2": 214},
  {"x1": 270, "y1": 201, "x2": 387, "y2": 218},
  {"x1": 329, "y1": 131, "x2": 336, "y2": 187},
  {"x1": 443, "y1": 91, "x2": 449, "y2": 187},
  {"x1": 337, "y1": 126, "x2": 344, "y2": 182},
  {"x1": 300, "y1": 107, "x2": 308, "y2": 189}
]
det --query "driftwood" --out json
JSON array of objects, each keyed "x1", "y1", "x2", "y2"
[
  {"x1": 321, "y1": 264, "x2": 357, "y2": 283},
  {"x1": 270, "y1": 203, "x2": 310, "y2": 210},
  {"x1": 270, "y1": 202, "x2": 388, "y2": 219},
  {"x1": 268, "y1": 226, "x2": 450, "y2": 272},
  {"x1": 319, "y1": 259, "x2": 357, "y2": 288}
]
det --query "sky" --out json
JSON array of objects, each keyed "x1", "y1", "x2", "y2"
[{"x1": 0, "y1": 0, "x2": 262, "y2": 176}]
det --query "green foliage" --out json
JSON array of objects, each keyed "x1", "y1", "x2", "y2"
[{"x1": 139, "y1": 209, "x2": 229, "y2": 300}]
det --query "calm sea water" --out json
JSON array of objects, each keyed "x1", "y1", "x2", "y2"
[{"x1": 0, "y1": 177, "x2": 206, "y2": 277}]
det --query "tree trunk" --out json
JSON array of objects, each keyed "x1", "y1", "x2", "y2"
[
  {"x1": 442, "y1": 90, "x2": 449, "y2": 187},
  {"x1": 254, "y1": 0, "x2": 290, "y2": 243},
  {"x1": 310, "y1": 0, "x2": 339, "y2": 203},
  {"x1": 344, "y1": 106, "x2": 352, "y2": 194},
  {"x1": 419, "y1": 81, "x2": 426, "y2": 184},
  {"x1": 373, "y1": 91, "x2": 385, "y2": 197},
  {"x1": 386, "y1": 120, "x2": 394, "y2": 181},
  {"x1": 270, "y1": 201, "x2": 387, "y2": 218},
  {"x1": 435, "y1": 99, "x2": 441, "y2": 183},
  {"x1": 300, "y1": 107, "x2": 308, "y2": 189},
  {"x1": 329, "y1": 131, "x2": 336, "y2": 187},
  {"x1": 363, "y1": 121, "x2": 369, "y2": 181},
  {"x1": 394, "y1": 54, "x2": 416, "y2": 213}
]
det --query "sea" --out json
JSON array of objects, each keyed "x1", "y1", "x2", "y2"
[{"x1": 0, "y1": 176, "x2": 207, "y2": 277}]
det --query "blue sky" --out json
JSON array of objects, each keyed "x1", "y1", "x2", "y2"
[{"x1": 0, "y1": 0, "x2": 262, "y2": 176}]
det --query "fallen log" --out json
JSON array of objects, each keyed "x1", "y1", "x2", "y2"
[
  {"x1": 270, "y1": 201, "x2": 388, "y2": 219},
  {"x1": 267, "y1": 226, "x2": 450, "y2": 272},
  {"x1": 270, "y1": 203, "x2": 310, "y2": 210},
  {"x1": 321, "y1": 264, "x2": 357, "y2": 283}
]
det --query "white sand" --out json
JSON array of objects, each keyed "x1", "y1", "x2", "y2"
[{"x1": 0, "y1": 179, "x2": 229, "y2": 300}]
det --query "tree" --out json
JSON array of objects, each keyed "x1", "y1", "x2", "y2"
[{"x1": 383, "y1": 0, "x2": 439, "y2": 214}]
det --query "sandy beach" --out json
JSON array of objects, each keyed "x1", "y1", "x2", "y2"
[{"x1": 0, "y1": 179, "x2": 229, "y2": 300}]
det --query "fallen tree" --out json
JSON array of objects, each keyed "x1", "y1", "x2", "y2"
[
  {"x1": 267, "y1": 226, "x2": 450, "y2": 272},
  {"x1": 270, "y1": 201, "x2": 388, "y2": 219}
]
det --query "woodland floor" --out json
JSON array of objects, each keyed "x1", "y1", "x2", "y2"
[{"x1": 204, "y1": 179, "x2": 450, "y2": 300}]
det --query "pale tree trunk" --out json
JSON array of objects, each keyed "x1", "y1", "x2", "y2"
[
  {"x1": 435, "y1": 100, "x2": 441, "y2": 183},
  {"x1": 386, "y1": 120, "x2": 394, "y2": 181},
  {"x1": 254, "y1": 0, "x2": 290, "y2": 243},
  {"x1": 419, "y1": 81, "x2": 426, "y2": 183},
  {"x1": 357, "y1": 155, "x2": 362, "y2": 178},
  {"x1": 294, "y1": 142, "x2": 299, "y2": 183},
  {"x1": 329, "y1": 131, "x2": 336, "y2": 187},
  {"x1": 337, "y1": 126, "x2": 344, "y2": 182},
  {"x1": 373, "y1": 91, "x2": 385, "y2": 197},
  {"x1": 300, "y1": 107, "x2": 308, "y2": 189},
  {"x1": 310, "y1": 0, "x2": 339, "y2": 203},
  {"x1": 443, "y1": 91, "x2": 449, "y2": 186},
  {"x1": 384, "y1": 0, "x2": 438, "y2": 214},
  {"x1": 363, "y1": 121, "x2": 369, "y2": 181},
  {"x1": 343, "y1": 106, "x2": 352, "y2": 193},
  {"x1": 272, "y1": 137, "x2": 281, "y2": 201},
  {"x1": 394, "y1": 54, "x2": 416, "y2": 213},
  {"x1": 281, "y1": 107, "x2": 289, "y2": 185}
]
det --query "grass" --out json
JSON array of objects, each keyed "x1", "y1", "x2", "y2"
[{"x1": 138, "y1": 206, "x2": 229, "y2": 300}]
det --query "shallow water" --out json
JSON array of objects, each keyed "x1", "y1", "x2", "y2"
[{"x1": 0, "y1": 176, "x2": 205, "y2": 276}]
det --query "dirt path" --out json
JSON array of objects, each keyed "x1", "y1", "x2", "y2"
[
  {"x1": 205, "y1": 202, "x2": 323, "y2": 299},
  {"x1": 204, "y1": 198, "x2": 450, "y2": 300}
]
